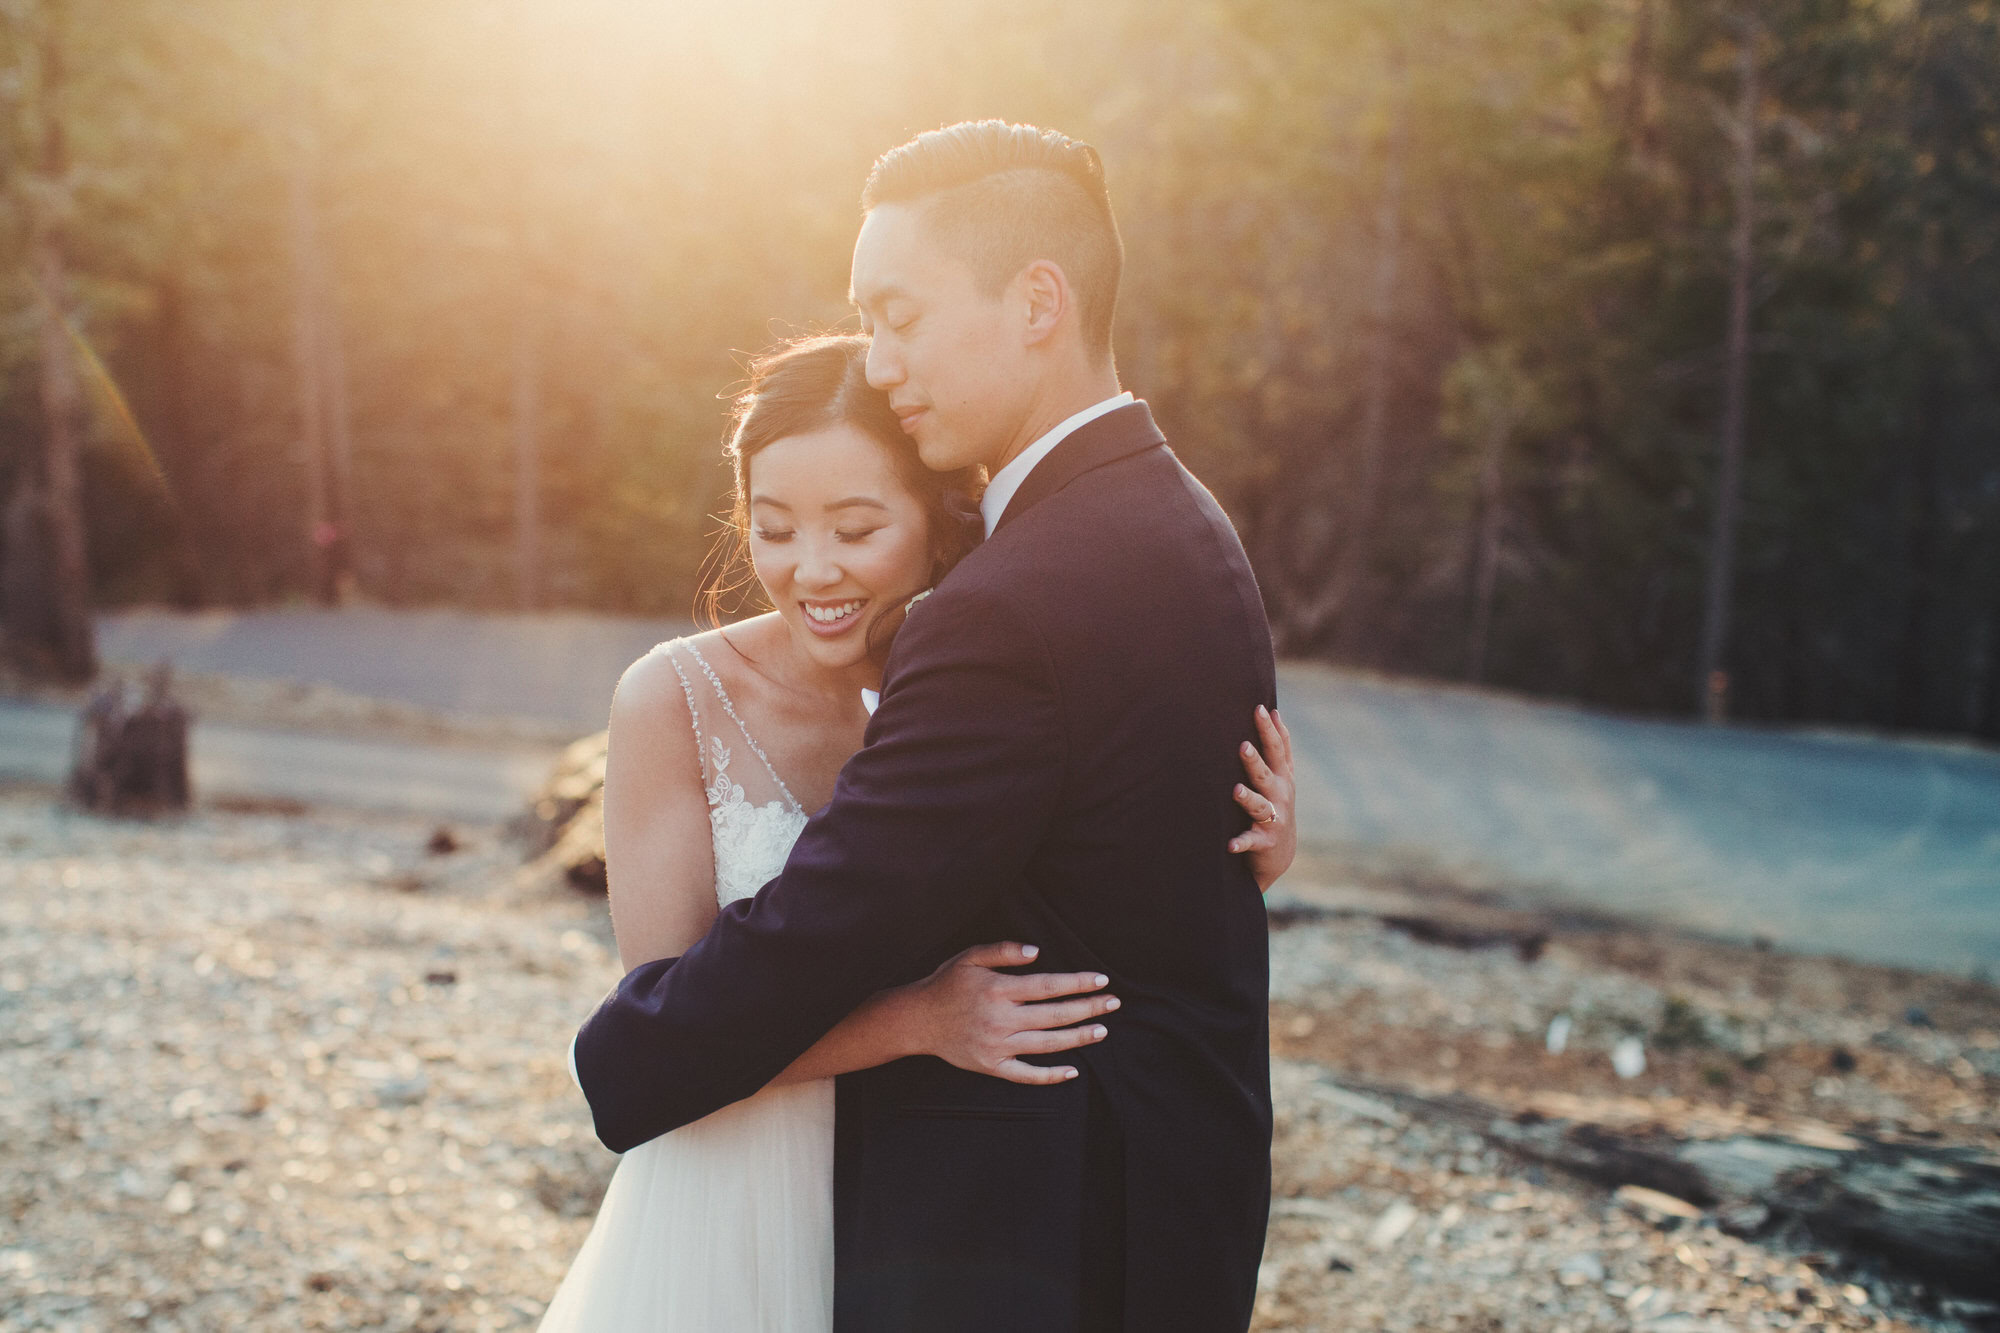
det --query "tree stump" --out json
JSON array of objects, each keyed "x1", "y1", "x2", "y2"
[{"x1": 68, "y1": 661, "x2": 192, "y2": 815}]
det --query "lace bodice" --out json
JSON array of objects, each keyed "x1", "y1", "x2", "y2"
[{"x1": 661, "y1": 638, "x2": 811, "y2": 907}]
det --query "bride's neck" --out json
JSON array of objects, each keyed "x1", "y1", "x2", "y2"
[{"x1": 773, "y1": 624, "x2": 881, "y2": 707}]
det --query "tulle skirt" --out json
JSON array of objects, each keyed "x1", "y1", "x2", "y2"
[{"x1": 537, "y1": 1077, "x2": 834, "y2": 1332}]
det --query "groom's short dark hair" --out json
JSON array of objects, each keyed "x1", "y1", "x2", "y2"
[{"x1": 863, "y1": 121, "x2": 1123, "y2": 360}]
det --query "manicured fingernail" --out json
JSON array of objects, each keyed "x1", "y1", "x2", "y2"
[
  {"x1": 1104, "y1": 997, "x2": 1120, "y2": 1011},
  {"x1": 1242, "y1": 742, "x2": 1255, "y2": 755},
  {"x1": 1063, "y1": 1068, "x2": 1077, "y2": 1079},
  {"x1": 1258, "y1": 704, "x2": 1269, "y2": 719},
  {"x1": 1091, "y1": 1026, "x2": 1108, "y2": 1039},
  {"x1": 1093, "y1": 974, "x2": 1108, "y2": 987},
  {"x1": 1022, "y1": 944, "x2": 1039, "y2": 958}
]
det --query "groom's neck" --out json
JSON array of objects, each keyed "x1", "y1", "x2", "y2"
[{"x1": 985, "y1": 357, "x2": 1124, "y2": 476}]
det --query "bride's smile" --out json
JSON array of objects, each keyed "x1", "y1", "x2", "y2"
[
  {"x1": 747, "y1": 420, "x2": 936, "y2": 681},
  {"x1": 800, "y1": 597, "x2": 868, "y2": 632}
]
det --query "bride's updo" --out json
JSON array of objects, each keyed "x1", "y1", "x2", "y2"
[{"x1": 699, "y1": 334, "x2": 983, "y2": 650}]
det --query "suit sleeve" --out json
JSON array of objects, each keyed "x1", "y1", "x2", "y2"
[{"x1": 573, "y1": 586, "x2": 1065, "y2": 1152}]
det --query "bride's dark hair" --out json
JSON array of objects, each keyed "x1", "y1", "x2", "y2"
[{"x1": 698, "y1": 334, "x2": 983, "y2": 662}]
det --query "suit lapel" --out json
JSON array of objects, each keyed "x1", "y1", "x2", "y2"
[{"x1": 992, "y1": 401, "x2": 1166, "y2": 537}]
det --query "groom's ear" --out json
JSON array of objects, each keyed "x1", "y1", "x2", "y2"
[{"x1": 1017, "y1": 259, "x2": 1071, "y2": 347}]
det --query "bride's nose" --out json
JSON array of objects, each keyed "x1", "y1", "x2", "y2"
[{"x1": 794, "y1": 538, "x2": 843, "y2": 590}]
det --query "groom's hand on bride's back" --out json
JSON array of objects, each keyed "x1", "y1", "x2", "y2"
[{"x1": 890, "y1": 941, "x2": 1117, "y2": 1086}]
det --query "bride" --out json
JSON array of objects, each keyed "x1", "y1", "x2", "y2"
[{"x1": 536, "y1": 334, "x2": 1296, "y2": 1331}]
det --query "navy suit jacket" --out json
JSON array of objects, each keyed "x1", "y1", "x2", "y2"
[{"x1": 574, "y1": 401, "x2": 1275, "y2": 1332}]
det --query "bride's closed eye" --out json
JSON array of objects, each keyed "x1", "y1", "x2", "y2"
[
  {"x1": 835, "y1": 528, "x2": 882, "y2": 544},
  {"x1": 754, "y1": 527, "x2": 794, "y2": 542}
]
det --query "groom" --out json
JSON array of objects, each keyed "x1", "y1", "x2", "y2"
[{"x1": 574, "y1": 120, "x2": 1275, "y2": 1332}]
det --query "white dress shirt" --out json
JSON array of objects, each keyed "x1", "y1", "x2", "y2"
[{"x1": 977, "y1": 391, "x2": 1135, "y2": 539}]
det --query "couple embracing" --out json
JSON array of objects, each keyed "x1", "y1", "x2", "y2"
[{"x1": 540, "y1": 120, "x2": 1295, "y2": 1333}]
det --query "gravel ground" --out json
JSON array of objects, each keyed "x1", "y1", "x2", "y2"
[
  {"x1": 3, "y1": 789, "x2": 1994, "y2": 1331},
  {"x1": 0, "y1": 789, "x2": 618, "y2": 1332},
  {"x1": 1252, "y1": 911, "x2": 2000, "y2": 1332}
]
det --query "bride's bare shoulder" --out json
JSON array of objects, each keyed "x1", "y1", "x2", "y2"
[
  {"x1": 610, "y1": 636, "x2": 701, "y2": 748},
  {"x1": 612, "y1": 615, "x2": 783, "y2": 729}
]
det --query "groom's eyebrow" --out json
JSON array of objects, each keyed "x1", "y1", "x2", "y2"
[{"x1": 850, "y1": 282, "x2": 910, "y2": 309}]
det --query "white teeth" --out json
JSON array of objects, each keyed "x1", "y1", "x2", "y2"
[{"x1": 805, "y1": 600, "x2": 863, "y2": 624}]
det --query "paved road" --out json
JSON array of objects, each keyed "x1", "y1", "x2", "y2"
[
  {"x1": 93, "y1": 605, "x2": 692, "y2": 734},
  {"x1": 36, "y1": 606, "x2": 2000, "y2": 975},
  {"x1": 1278, "y1": 663, "x2": 2000, "y2": 977},
  {"x1": 0, "y1": 698, "x2": 556, "y2": 823}
]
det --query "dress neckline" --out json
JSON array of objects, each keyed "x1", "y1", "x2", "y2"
[{"x1": 678, "y1": 638, "x2": 805, "y2": 817}]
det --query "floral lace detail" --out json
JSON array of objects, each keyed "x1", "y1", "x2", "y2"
[
  {"x1": 709, "y1": 797, "x2": 810, "y2": 908},
  {"x1": 703, "y1": 735, "x2": 742, "y2": 810},
  {"x1": 659, "y1": 637, "x2": 810, "y2": 909}
]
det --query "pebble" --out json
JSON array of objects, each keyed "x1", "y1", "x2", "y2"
[
  {"x1": 1614, "y1": 1184, "x2": 1703, "y2": 1225},
  {"x1": 1546, "y1": 1013, "x2": 1572, "y2": 1054},
  {"x1": 1366, "y1": 1199, "x2": 1419, "y2": 1250},
  {"x1": 1556, "y1": 1251, "x2": 1604, "y2": 1285}
]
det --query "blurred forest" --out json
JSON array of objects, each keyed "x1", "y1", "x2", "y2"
[{"x1": 1, "y1": 0, "x2": 1996, "y2": 737}]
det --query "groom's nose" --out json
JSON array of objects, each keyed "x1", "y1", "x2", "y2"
[{"x1": 864, "y1": 336, "x2": 903, "y2": 390}]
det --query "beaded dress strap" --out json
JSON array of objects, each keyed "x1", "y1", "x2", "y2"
[
  {"x1": 680, "y1": 639, "x2": 805, "y2": 815},
  {"x1": 659, "y1": 641, "x2": 706, "y2": 786}
]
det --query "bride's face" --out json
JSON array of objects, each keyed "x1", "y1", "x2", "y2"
[{"x1": 748, "y1": 422, "x2": 934, "y2": 676}]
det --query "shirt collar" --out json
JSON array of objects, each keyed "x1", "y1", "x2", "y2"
[{"x1": 978, "y1": 391, "x2": 1134, "y2": 538}]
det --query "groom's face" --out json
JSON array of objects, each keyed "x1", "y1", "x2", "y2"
[{"x1": 851, "y1": 202, "x2": 1031, "y2": 475}]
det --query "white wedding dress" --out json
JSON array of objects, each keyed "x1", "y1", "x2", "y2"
[{"x1": 538, "y1": 637, "x2": 834, "y2": 1332}]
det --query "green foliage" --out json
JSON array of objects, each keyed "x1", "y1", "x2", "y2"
[{"x1": 4, "y1": 0, "x2": 1996, "y2": 735}]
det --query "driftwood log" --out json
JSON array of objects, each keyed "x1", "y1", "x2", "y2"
[
  {"x1": 67, "y1": 662, "x2": 191, "y2": 815},
  {"x1": 511, "y1": 730, "x2": 609, "y2": 893},
  {"x1": 1325, "y1": 1072, "x2": 2000, "y2": 1299}
]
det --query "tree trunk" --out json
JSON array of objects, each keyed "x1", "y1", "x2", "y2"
[
  {"x1": 286, "y1": 0, "x2": 339, "y2": 605},
  {"x1": 1694, "y1": 20, "x2": 1757, "y2": 720},
  {"x1": 1618, "y1": 0, "x2": 1656, "y2": 157},
  {"x1": 28, "y1": 0, "x2": 96, "y2": 683},
  {"x1": 511, "y1": 0, "x2": 544, "y2": 614},
  {"x1": 2, "y1": 483, "x2": 61, "y2": 673},
  {"x1": 1464, "y1": 382, "x2": 1513, "y2": 683},
  {"x1": 1891, "y1": 378, "x2": 1943, "y2": 730},
  {"x1": 512, "y1": 300, "x2": 542, "y2": 613},
  {"x1": 323, "y1": 275, "x2": 357, "y2": 604},
  {"x1": 1285, "y1": 52, "x2": 1408, "y2": 653}
]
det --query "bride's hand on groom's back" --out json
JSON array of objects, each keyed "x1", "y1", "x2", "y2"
[
  {"x1": 894, "y1": 942, "x2": 1117, "y2": 1086},
  {"x1": 1228, "y1": 704, "x2": 1297, "y2": 893}
]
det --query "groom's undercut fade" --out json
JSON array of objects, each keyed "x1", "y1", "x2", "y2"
[{"x1": 863, "y1": 120, "x2": 1124, "y2": 361}]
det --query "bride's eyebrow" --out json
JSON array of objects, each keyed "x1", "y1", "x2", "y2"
[{"x1": 826, "y1": 498, "x2": 889, "y2": 511}]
